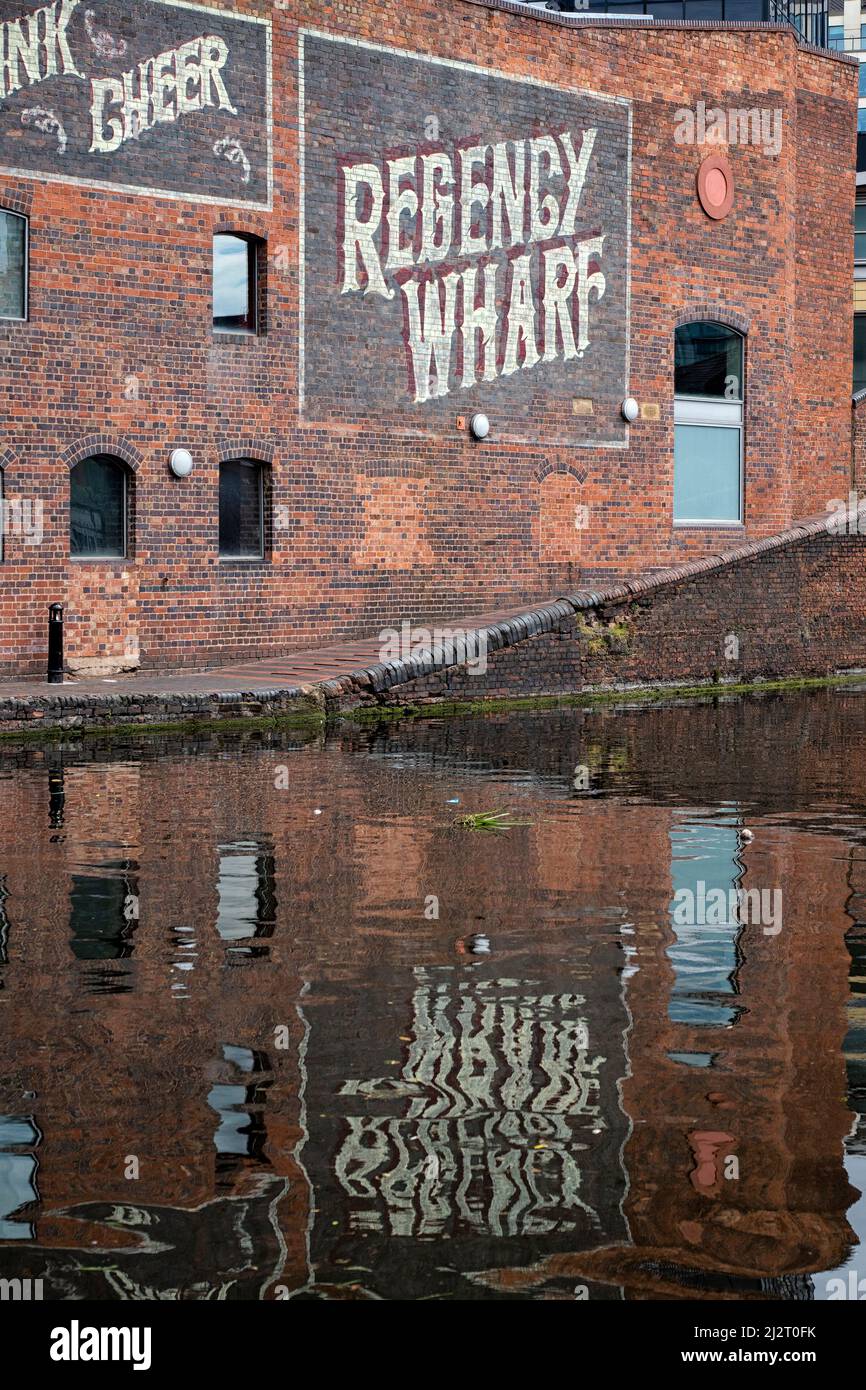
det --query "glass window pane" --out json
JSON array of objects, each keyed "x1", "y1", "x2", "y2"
[
  {"x1": 674, "y1": 423, "x2": 741, "y2": 522},
  {"x1": 855, "y1": 205, "x2": 866, "y2": 232},
  {"x1": 861, "y1": 23, "x2": 866, "y2": 46},
  {"x1": 855, "y1": 316, "x2": 866, "y2": 393},
  {"x1": 859, "y1": 108, "x2": 866, "y2": 133},
  {"x1": 685, "y1": 0, "x2": 722, "y2": 15},
  {"x1": 219, "y1": 460, "x2": 263, "y2": 557},
  {"x1": 214, "y1": 234, "x2": 255, "y2": 333},
  {"x1": 0, "y1": 1152, "x2": 37, "y2": 1240},
  {"x1": 675, "y1": 321, "x2": 742, "y2": 398},
  {"x1": 0, "y1": 211, "x2": 26, "y2": 320},
  {"x1": 646, "y1": 2, "x2": 683, "y2": 16},
  {"x1": 860, "y1": 64, "x2": 866, "y2": 99},
  {"x1": 70, "y1": 455, "x2": 126, "y2": 558},
  {"x1": 856, "y1": 233, "x2": 866, "y2": 262},
  {"x1": 722, "y1": 0, "x2": 764, "y2": 19}
]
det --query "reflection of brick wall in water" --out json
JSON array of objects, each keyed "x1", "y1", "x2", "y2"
[
  {"x1": 615, "y1": 823, "x2": 859, "y2": 1290},
  {"x1": 1, "y1": 714, "x2": 864, "y2": 1297}
]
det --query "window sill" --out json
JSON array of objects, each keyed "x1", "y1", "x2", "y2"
[
  {"x1": 69, "y1": 554, "x2": 130, "y2": 562},
  {"x1": 673, "y1": 521, "x2": 744, "y2": 530},
  {"x1": 218, "y1": 555, "x2": 268, "y2": 563}
]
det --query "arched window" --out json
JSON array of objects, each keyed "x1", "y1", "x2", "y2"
[
  {"x1": 674, "y1": 321, "x2": 744, "y2": 525},
  {"x1": 213, "y1": 233, "x2": 261, "y2": 334},
  {"x1": 70, "y1": 455, "x2": 129, "y2": 558},
  {"x1": 219, "y1": 458, "x2": 266, "y2": 559}
]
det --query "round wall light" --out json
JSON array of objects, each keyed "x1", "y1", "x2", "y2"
[
  {"x1": 621, "y1": 397, "x2": 639, "y2": 423},
  {"x1": 470, "y1": 412, "x2": 490, "y2": 440},
  {"x1": 169, "y1": 448, "x2": 194, "y2": 478}
]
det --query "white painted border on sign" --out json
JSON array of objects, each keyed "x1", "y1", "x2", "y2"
[
  {"x1": 298, "y1": 26, "x2": 632, "y2": 449},
  {"x1": 0, "y1": 0, "x2": 274, "y2": 212}
]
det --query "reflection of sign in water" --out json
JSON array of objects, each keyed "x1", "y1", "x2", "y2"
[
  {"x1": 301, "y1": 30, "x2": 631, "y2": 445},
  {"x1": 0, "y1": 0, "x2": 271, "y2": 208},
  {"x1": 334, "y1": 969, "x2": 607, "y2": 1240}
]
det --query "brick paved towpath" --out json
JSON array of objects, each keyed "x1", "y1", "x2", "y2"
[{"x1": 0, "y1": 602, "x2": 534, "y2": 732}]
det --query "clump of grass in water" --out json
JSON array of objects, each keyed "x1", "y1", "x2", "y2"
[{"x1": 453, "y1": 809, "x2": 530, "y2": 831}]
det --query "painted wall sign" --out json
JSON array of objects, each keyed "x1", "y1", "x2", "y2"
[
  {"x1": 0, "y1": 0, "x2": 271, "y2": 208},
  {"x1": 300, "y1": 30, "x2": 632, "y2": 446}
]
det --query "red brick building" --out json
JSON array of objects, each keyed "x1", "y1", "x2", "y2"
[{"x1": 0, "y1": 0, "x2": 857, "y2": 676}]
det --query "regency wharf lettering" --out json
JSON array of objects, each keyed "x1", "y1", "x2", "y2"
[{"x1": 339, "y1": 128, "x2": 608, "y2": 402}]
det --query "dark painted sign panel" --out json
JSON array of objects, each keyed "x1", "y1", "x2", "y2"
[
  {"x1": 0, "y1": 0, "x2": 271, "y2": 207},
  {"x1": 300, "y1": 30, "x2": 631, "y2": 446}
]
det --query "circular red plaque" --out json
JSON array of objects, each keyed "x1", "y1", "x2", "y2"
[{"x1": 697, "y1": 153, "x2": 734, "y2": 221}]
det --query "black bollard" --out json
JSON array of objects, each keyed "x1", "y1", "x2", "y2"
[{"x1": 47, "y1": 603, "x2": 64, "y2": 684}]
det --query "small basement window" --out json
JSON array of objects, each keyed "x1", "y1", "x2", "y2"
[{"x1": 219, "y1": 459, "x2": 265, "y2": 559}]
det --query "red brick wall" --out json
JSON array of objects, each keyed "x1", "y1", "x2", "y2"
[
  {"x1": 0, "y1": 0, "x2": 857, "y2": 677},
  {"x1": 338, "y1": 518, "x2": 866, "y2": 706}
]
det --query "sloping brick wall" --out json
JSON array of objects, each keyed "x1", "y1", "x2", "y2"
[{"x1": 327, "y1": 514, "x2": 866, "y2": 708}]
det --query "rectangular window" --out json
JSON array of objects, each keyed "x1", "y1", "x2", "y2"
[
  {"x1": 855, "y1": 315, "x2": 866, "y2": 394},
  {"x1": 721, "y1": 0, "x2": 764, "y2": 19},
  {"x1": 856, "y1": 203, "x2": 866, "y2": 263},
  {"x1": 213, "y1": 234, "x2": 258, "y2": 334},
  {"x1": 0, "y1": 211, "x2": 27, "y2": 321},
  {"x1": 219, "y1": 460, "x2": 264, "y2": 559},
  {"x1": 828, "y1": 25, "x2": 844, "y2": 50},
  {"x1": 674, "y1": 412, "x2": 742, "y2": 524}
]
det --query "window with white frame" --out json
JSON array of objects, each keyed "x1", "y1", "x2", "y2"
[{"x1": 673, "y1": 321, "x2": 744, "y2": 526}]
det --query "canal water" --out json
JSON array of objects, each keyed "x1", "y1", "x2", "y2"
[{"x1": 1, "y1": 688, "x2": 865, "y2": 1301}]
